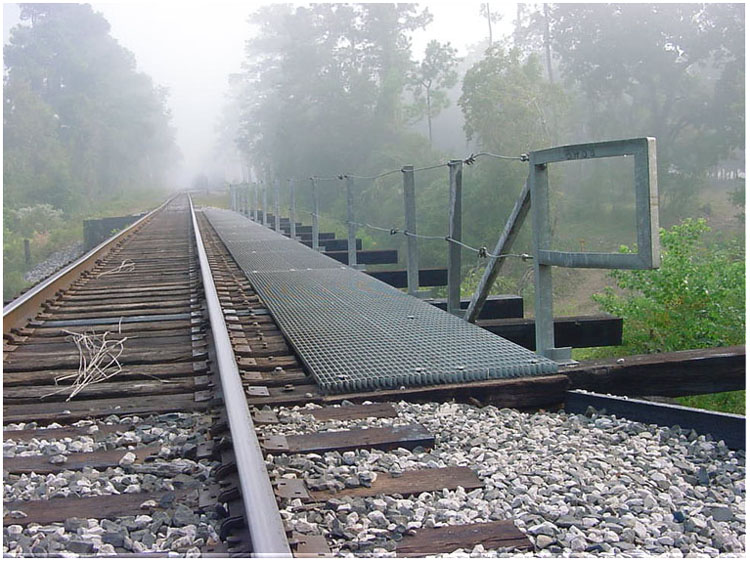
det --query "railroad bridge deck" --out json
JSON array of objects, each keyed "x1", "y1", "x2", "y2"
[{"x1": 202, "y1": 208, "x2": 558, "y2": 395}]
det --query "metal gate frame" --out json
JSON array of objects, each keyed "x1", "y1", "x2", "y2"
[{"x1": 530, "y1": 137, "x2": 660, "y2": 362}]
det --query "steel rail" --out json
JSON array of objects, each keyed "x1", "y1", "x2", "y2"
[
  {"x1": 565, "y1": 390, "x2": 746, "y2": 450},
  {"x1": 3, "y1": 193, "x2": 178, "y2": 333},
  {"x1": 188, "y1": 197, "x2": 292, "y2": 557}
]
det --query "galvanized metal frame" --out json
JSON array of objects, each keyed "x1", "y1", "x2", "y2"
[
  {"x1": 189, "y1": 197, "x2": 291, "y2": 557},
  {"x1": 345, "y1": 175, "x2": 358, "y2": 268},
  {"x1": 274, "y1": 177, "x2": 281, "y2": 232},
  {"x1": 402, "y1": 165, "x2": 419, "y2": 296},
  {"x1": 289, "y1": 178, "x2": 297, "y2": 239},
  {"x1": 311, "y1": 177, "x2": 320, "y2": 251},
  {"x1": 447, "y1": 160, "x2": 463, "y2": 316},
  {"x1": 262, "y1": 180, "x2": 268, "y2": 227},
  {"x1": 530, "y1": 137, "x2": 659, "y2": 362}
]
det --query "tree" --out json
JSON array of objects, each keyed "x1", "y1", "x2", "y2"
[
  {"x1": 234, "y1": 3, "x2": 431, "y2": 189},
  {"x1": 4, "y1": 3, "x2": 179, "y2": 209},
  {"x1": 459, "y1": 46, "x2": 566, "y2": 156},
  {"x1": 516, "y1": 3, "x2": 745, "y2": 220},
  {"x1": 406, "y1": 40, "x2": 459, "y2": 144}
]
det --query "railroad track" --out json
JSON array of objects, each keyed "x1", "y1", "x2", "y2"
[{"x1": 3, "y1": 194, "x2": 745, "y2": 557}]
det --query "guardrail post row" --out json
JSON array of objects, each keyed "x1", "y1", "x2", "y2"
[
  {"x1": 311, "y1": 177, "x2": 320, "y2": 251},
  {"x1": 447, "y1": 159, "x2": 463, "y2": 316},
  {"x1": 346, "y1": 175, "x2": 357, "y2": 268},
  {"x1": 402, "y1": 165, "x2": 419, "y2": 296},
  {"x1": 289, "y1": 178, "x2": 297, "y2": 239}
]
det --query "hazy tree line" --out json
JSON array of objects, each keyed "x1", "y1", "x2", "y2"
[
  {"x1": 222, "y1": 3, "x2": 743, "y2": 272},
  {"x1": 3, "y1": 4, "x2": 179, "y2": 299}
]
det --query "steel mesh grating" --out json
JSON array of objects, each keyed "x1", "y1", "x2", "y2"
[{"x1": 204, "y1": 209, "x2": 558, "y2": 393}]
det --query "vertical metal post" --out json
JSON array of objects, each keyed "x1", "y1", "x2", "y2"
[
  {"x1": 253, "y1": 182, "x2": 259, "y2": 221},
  {"x1": 530, "y1": 159, "x2": 557, "y2": 359},
  {"x1": 447, "y1": 160, "x2": 463, "y2": 316},
  {"x1": 464, "y1": 178, "x2": 531, "y2": 323},
  {"x1": 289, "y1": 178, "x2": 297, "y2": 240},
  {"x1": 311, "y1": 178, "x2": 320, "y2": 251},
  {"x1": 402, "y1": 165, "x2": 419, "y2": 296},
  {"x1": 274, "y1": 177, "x2": 281, "y2": 232},
  {"x1": 242, "y1": 184, "x2": 247, "y2": 216},
  {"x1": 262, "y1": 181, "x2": 268, "y2": 227},
  {"x1": 346, "y1": 175, "x2": 357, "y2": 268}
]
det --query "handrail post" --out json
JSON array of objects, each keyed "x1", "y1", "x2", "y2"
[
  {"x1": 346, "y1": 175, "x2": 357, "y2": 268},
  {"x1": 289, "y1": 178, "x2": 296, "y2": 239},
  {"x1": 310, "y1": 178, "x2": 320, "y2": 251},
  {"x1": 252, "y1": 181, "x2": 259, "y2": 222},
  {"x1": 447, "y1": 160, "x2": 463, "y2": 316},
  {"x1": 274, "y1": 177, "x2": 281, "y2": 232},
  {"x1": 262, "y1": 180, "x2": 268, "y2": 227},
  {"x1": 402, "y1": 165, "x2": 419, "y2": 296}
]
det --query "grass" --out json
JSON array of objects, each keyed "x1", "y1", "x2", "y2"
[
  {"x1": 4, "y1": 187, "x2": 169, "y2": 301},
  {"x1": 676, "y1": 391, "x2": 745, "y2": 415}
]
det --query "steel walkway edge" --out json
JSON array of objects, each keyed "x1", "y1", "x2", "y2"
[{"x1": 202, "y1": 209, "x2": 558, "y2": 394}]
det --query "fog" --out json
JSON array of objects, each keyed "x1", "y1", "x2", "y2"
[
  {"x1": 3, "y1": 2, "x2": 513, "y2": 187},
  {"x1": 4, "y1": 2, "x2": 744, "y2": 308}
]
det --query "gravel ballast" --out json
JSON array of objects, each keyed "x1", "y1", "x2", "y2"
[
  {"x1": 4, "y1": 402, "x2": 745, "y2": 557},
  {"x1": 264, "y1": 401, "x2": 745, "y2": 557},
  {"x1": 23, "y1": 242, "x2": 84, "y2": 285},
  {"x1": 3, "y1": 412, "x2": 223, "y2": 557}
]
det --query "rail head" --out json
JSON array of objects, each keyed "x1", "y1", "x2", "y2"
[
  {"x1": 188, "y1": 196, "x2": 292, "y2": 557},
  {"x1": 3, "y1": 193, "x2": 179, "y2": 334}
]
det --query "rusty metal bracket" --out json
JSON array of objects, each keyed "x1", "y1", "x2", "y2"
[
  {"x1": 245, "y1": 386, "x2": 270, "y2": 397},
  {"x1": 262, "y1": 435, "x2": 290, "y2": 453},
  {"x1": 275, "y1": 479, "x2": 310, "y2": 500},
  {"x1": 291, "y1": 534, "x2": 331, "y2": 557}
]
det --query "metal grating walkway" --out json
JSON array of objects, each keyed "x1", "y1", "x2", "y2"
[{"x1": 203, "y1": 209, "x2": 558, "y2": 394}]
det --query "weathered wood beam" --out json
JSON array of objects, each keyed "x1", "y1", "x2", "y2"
[
  {"x1": 478, "y1": 314, "x2": 622, "y2": 349},
  {"x1": 366, "y1": 268, "x2": 448, "y2": 288},
  {"x1": 325, "y1": 249, "x2": 398, "y2": 265},
  {"x1": 426, "y1": 295, "x2": 523, "y2": 320},
  {"x1": 563, "y1": 345, "x2": 746, "y2": 397},
  {"x1": 300, "y1": 238, "x2": 362, "y2": 251}
]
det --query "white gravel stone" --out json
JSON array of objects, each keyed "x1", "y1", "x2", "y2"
[{"x1": 264, "y1": 400, "x2": 745, "y2": 557}]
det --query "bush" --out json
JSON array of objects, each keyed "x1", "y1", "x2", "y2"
[{"x1": 593, "y1": 218, "x2": 745, "y2": 354}]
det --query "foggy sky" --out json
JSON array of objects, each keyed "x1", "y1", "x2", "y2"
[{"x1": 3, "y1": 2, "x2": 515, "y2": 188}]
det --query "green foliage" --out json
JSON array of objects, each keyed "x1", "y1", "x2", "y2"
[
  {"x1": 593, "y1": 219, "x2": 745, "y2": 354},
  {"x1": 516, "y1": 4, "x2": 745, "y2": 222},
  {"x1": 236, "y1": 3, "x2": 431, "y2": 181},
  {"x1": 4, "y1": 3, "x2": 179, "y2": 213},
  {"x1": 676, "y1": 391, "x2": 745, "y2": 416},
  {"x1": 406, "y1": 40, "x2": 460, "y2": 143},
  {"x1": 5, "y1": 204, "x2": 63, "y2": 238}
]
